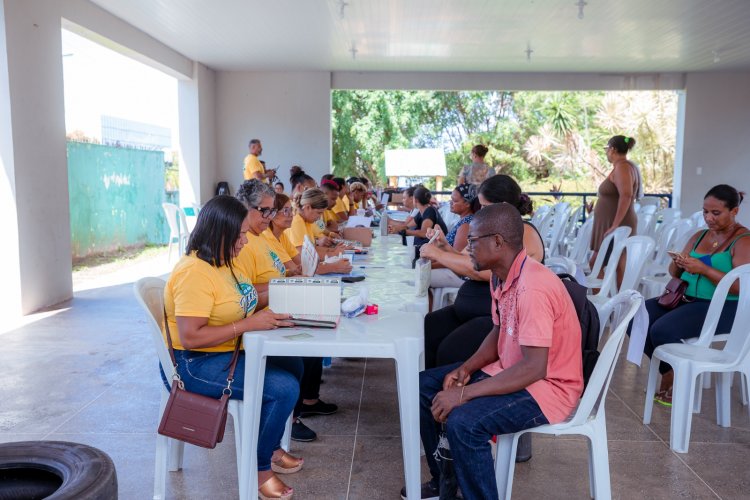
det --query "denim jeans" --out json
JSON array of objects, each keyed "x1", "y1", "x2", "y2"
[
  {"x1": 419, "y1": 362, "x2": 548, "y2": 500},
  {"x1": 170, "y1": 350, "x2": 303, "y2": 471}
]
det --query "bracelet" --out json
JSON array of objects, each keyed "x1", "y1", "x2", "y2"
[{"x1": 459, "y1": 385, "x2": 466, "y2": 404}]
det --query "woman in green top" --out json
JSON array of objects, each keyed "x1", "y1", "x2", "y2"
[{"x1": 644, "y1": 184, "x2": 750, "y2": 405}]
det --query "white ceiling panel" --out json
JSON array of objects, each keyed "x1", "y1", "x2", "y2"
[{"x1": 87, "y1": 0, "x2": 750, "y2": 73}]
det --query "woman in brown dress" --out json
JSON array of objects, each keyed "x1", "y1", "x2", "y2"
[{"x1": 590, "y1": 135, "x2": 641, "y2": 284}]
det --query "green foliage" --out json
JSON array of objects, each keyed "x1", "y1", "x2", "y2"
[{"x1": 331, "y1": 89, "x2": 677, "y2": 193}]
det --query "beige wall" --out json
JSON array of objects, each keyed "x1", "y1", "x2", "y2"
[
  {"x1": 215, "y1": 71, "x2": 332, "y2": 193},
  {"x1": 680, "y1": 72, "x2": 750, "y2": 226}
]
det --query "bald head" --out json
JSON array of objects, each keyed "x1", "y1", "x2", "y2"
[{"x1": 473, "y1": 203, "x2": 524, "y2": 250}]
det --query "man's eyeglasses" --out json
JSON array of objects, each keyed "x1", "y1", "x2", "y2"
[
  {"x1": 251, "y1": 206, "x2": 278, "y2": 219},
  {"x1": 466, "y1": 233, "x2": 501, "y2": 248}
]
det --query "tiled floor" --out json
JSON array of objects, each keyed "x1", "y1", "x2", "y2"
[{"x1": 2, "y1": 277, "x2": 749, "y2": 499}]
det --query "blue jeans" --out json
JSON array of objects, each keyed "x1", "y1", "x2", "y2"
[
  {"x1": 419, "y1": 362, "x2": 548, "y2": 500},
  {"x1": 169, "y1": 350, "x2": 303, "y2": 471}
]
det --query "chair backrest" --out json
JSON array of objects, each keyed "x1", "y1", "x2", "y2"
[
  {"x1": 639, "y1": 196, "x2": 662, "y2": 209},
  {"x1": 569, "y1": 291, "x2": 643, "y2": 425},
  {"x1": 133, "y1": 277, "x2": 173, "y2": 387},
  {"x1": 670, "y1": 219, "x2": 696, "y2": 253},
  {"x1": 693, "y1": 264, "x2": 750, "y2": 365},
  {"x1": 690, "y1": 210, "x2": 707, "y2": 229},
  {"x1": 567, "y1": 216, "x2": 594, "y2": 266},
  {"x1": 637, "y1": 203, "x2": 658, "y2": 215},
  {"x1": 652, "y1": 219, "x2": 681, "y2": 266},
  {"x1": 162, "y1": 203, "x2": 181, "y2": 238},
  {"x1": 545, "y1": 256, "x2": 577, "y2": 276},
  {"x1": 588, "y1": 226, "x2": 631, "y2": 279},
  {"x1": 546, "y1": 203, "x2": 571, "y2": 257},
  {"x1": 530, "y1": 205, "x2": 551, "y2": 228},
  {"x1": 636, "y1": 210, "x2": 657, "y2": 237},
  {"x1": 657, "y1": 207, "x2": 681, "y2": 225},
  {"x1": 177, "y1": 207, "x2": 190, "y2": 236},
  {"x1": 595, "y1": 235, "x2": 655, "y2": 299}
]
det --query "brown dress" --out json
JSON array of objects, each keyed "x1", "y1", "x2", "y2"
[{"x1": 590, "y1": 162, "x2": 639, "y2": 252}]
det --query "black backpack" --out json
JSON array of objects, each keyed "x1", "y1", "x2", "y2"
[{"x1": 557, "y1": 274, "x2": 600, "y2": 389}]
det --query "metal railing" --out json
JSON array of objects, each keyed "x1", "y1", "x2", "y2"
[{"x1": 428, "y1": 190, "x2": 673, "y2": 222}]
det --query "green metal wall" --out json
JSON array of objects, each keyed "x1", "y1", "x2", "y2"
[{"x1": 67, "y1": 142, "x2": 168, "y2": 258}]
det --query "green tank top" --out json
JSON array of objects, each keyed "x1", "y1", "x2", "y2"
[{"x1": 681, "y1": 230, "x2": 750, "y2": 300}]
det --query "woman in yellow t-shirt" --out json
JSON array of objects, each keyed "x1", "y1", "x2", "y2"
[
  {"x1": 163, "y1": 195, "x2": 301, "y2": 500},
  {"x1": 264, "y1": 193, "x2": 302, "y2": 274},
  {"x1": 320, "y1": 178, "x2": 344, "y2": 233},
  {"x1": 235, "y1": 180, "x2": 293, "y2": 291},
  {"x1": 284, "y1": 189, "x2": 352, "y2": 274},
  {"x1": 348, "y1": 181, "x2": 367, "y2": 214}
]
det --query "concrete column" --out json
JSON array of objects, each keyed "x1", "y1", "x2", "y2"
[
  {"x1": 0, "y1": 0, "x2": 22, "y2": 318},
  {"x1": 178, "y1": 61, "x2": 217, "y2": 206},
  {"x1": 2, "y1": 0, "x2": 72, "y2": 315}
]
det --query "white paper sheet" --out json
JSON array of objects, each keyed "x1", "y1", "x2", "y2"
[
  {"x1": 301, "y1": 235, "x2": 319, "y2": 277},
  {"x1": 346, "y1": 215, "x2": 373, "y2": 228}
]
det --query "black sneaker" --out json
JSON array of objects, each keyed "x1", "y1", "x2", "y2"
[
  {"x1": 298, "y1": 399, "x2": 338, "y2": 417},
  {"x1": 400, "y1": 478, "x2": 439, "y2": 500},
  {"x1": 291, "y1": 418, "x2": 317, "y2": 442}
]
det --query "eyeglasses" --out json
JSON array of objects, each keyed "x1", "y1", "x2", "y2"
[
  {"x1": 250, "y1": 206, "x2": 278, "y2": 219},
  {"x1": 277, "y1": 207, "x2": 294, "y2": 216},
  {"x1": 466, "y1": 233, "x2": 501, "y2": 248}
]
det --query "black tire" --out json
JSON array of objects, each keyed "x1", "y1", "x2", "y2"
[{"x1": 0, "y1": 441, "x2": 117, "y2": 500}]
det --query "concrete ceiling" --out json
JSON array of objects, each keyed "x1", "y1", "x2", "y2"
[{"x1": 88, "y1": 0, "x2": 750, "y2": 73}]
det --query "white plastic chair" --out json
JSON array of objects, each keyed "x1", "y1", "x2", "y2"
[
  {"x1": 566, "y1": 216, "x2": 594, "y2": 269},
  {"x1": 559, "y1": 205, "x2": 584, "y2": 256},
  {"x1": 431, "y1": 286, "x2": 460, "y2": 311},
  {"x1": 583, "y1": 226, "x2": 631, "y2": 289},
  {"x1": 495, "y1": 291, "x2": 643, "y2": 500},
  {"x1": 162, "y1": 203, "x2": 190, "y2": 261},
  {"x1": 545, "y1": 203, "x2": 571, "y2": 258},
  {"x1": 134, "y1": 277, "x2": 291, "y2": 500},
  {"x1": 643, "y1": 264, "x2": 750, "y2": 453},
  {"x1": 690, "y1": 210, "x2": 707, "y2": 230},
  {"x1": 636, "y1": 209, "x2": 657, "y2": 238},
  {"x1": 639, "y1": 196, "x2": 662, "y2": 209},
  {"x1": 530, "y1": 205, "x2": 551, "y2": 229},
  {"x1": 545, "y1": 256, "x2": 577, "y2": 276}
]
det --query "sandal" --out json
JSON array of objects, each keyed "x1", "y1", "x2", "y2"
[
  {"x1": 258, "y1": 474, "x2": 293, "y2": 500},
  {"x1": 654, "y1": 389, "x2": 673, "y2": 407},
  {"x1": 271, "y1": 450, "x2": 304, "y2": 474}
]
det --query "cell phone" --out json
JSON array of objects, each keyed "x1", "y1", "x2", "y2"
[
  {"x1": 342, "y1": 275, "x2": 365, "y2": 283},
  {"x1": 667, "y1": 250, "x2": 681, "y2": 259},
  {"x1": 289, "y1": 318, "x2": 337, "y2": 329}
]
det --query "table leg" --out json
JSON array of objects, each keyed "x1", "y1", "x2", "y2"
[
  {"x1": 395, "y1": 338, "x2": 423, "y2": 500},
  {"x1": 239, "y1": 335, "x2": 267, "y2": 500}
]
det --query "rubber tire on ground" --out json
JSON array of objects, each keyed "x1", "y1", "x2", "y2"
[{"x1": 0, "y1": 441, "x2": 117, "y2": 499}]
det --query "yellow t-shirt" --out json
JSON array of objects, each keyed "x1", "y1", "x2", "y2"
[
  {"x1": 235, "y1": 232, "x2": 286, "y2": 285},
  {"x1": 342, "y1": 196, "x2": 351, "y2": 212},
  {"x1": 324, "y1": 209, "x2": 338, "y2": 225},
  {"x1": 243, "y1": 154, "x2": 265, "y2": 181},
  {"x1": 333, "y1": 197, "x2": 348, "y2": 215},
  {"x1": 287, "y1": 213, "x2": 318, "y2": 247},
  {"x1": 262, "y1": 228, "x2": 299, "y2": 262},
  {"x1": 164, "y1": 254, "x2": 258, "y2": 352}
]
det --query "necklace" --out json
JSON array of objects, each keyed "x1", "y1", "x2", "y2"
[{"x1": 710, "y1": 224, "x2": 737, "y2": 248}]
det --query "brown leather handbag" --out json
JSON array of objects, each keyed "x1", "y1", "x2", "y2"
[
  {"x1": 657, "y1": 278, "x2": 689, "y2": 309},
  {"x1": 158, "y1": 309, "x2": 241, "y2": 449}
]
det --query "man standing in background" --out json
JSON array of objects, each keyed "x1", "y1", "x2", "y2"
[{"x1": 243, "y1": 138, "x2": 276, "y2": 183}]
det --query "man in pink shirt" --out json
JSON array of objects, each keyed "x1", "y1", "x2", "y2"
[{"x1": 407, "y1": 203, "x2": 583, "y2": 500}]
